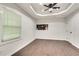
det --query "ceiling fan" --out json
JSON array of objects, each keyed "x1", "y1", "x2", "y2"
[{"x1": 43, "y1": 3, "x2": 60, "y2": 12}]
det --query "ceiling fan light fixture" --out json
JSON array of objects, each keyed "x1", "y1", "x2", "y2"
[{"x1": 49, "y1": 8, "x2": 52, "y2": 11}]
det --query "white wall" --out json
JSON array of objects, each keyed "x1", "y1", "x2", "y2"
[
  {"x1": 35, "y1": 18, "x2": 66, "y2": 40},
  {"x1": 0, "y1": 5, "x2": 36, "y2": 56},
  {"x1": 66, "y1": 11, "x2": 79, "y2": 48},
  {"x1": 0, "y1": 11, "x2": 3, "y2": 43}
]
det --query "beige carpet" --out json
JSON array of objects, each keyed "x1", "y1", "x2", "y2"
[{"x1": 12, "y1": 39, "x2": 79, "y2": 56}]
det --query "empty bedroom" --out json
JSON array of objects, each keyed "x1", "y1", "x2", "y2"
[{"x1": 0, "y1": 3, "x2": 79, "y2": 56}]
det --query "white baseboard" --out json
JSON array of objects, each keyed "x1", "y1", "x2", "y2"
[
  {"x1": 10, "y1": 39, "x2": 35, "y2": 56},
  {"x1": 0, "y1": 39, "x2": 35, "y2": 56},
  {"x1": 67, "y1": 40, "x2": 79, "y2": 49}
]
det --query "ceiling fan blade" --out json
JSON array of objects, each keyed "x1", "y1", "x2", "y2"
[
  {"x1": 52, "y1": 7, "x2": 60, "y2": 9},
  {"x1": 52, "y1": 3, "x2": 57, "y2": 6},
  {"x1": 43, "y1": 5, "x2": 48, "y2": 7},
  {"x1": 44, "y1": 8, "x2": 50, "y2": 11}
]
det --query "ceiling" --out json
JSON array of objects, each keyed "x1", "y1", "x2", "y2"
[
  {"x1": 1, "y1": 3, "x2": 79, "y2": 20},
  {"x1": 16, "y1": 3, "x2": 79, "y2": 20}
]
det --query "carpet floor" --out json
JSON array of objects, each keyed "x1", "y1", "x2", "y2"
[{"x1": 12, "y1": 39, "x2": 79, "y2": 56}]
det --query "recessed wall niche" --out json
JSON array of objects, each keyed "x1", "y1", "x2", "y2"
[{"x1": 36, "y1": 24, "x2": 48, "y2": 30}]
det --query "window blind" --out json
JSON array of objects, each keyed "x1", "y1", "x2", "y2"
[{"x1": 2, "y1": 7, "x2": 21, "y2": 42}]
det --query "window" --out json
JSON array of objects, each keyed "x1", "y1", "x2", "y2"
[{"x1": 1, "y1": 7, "x2": 21, "y2": 42}]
